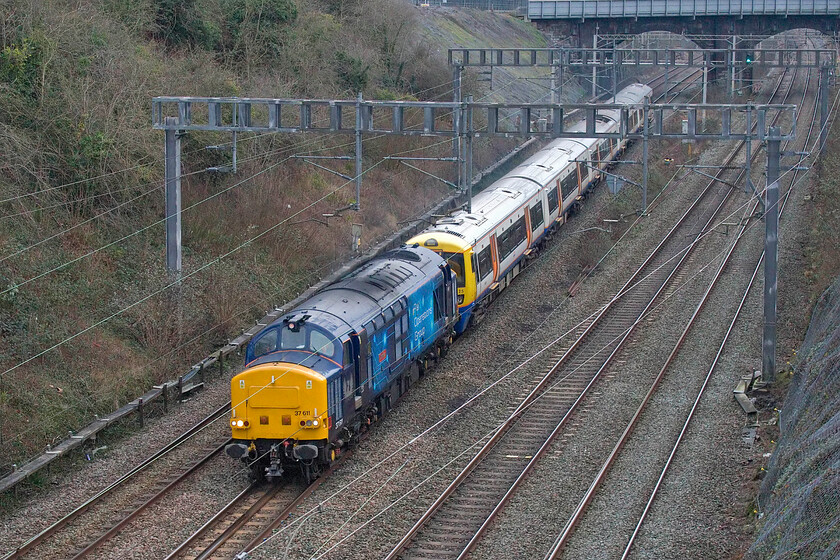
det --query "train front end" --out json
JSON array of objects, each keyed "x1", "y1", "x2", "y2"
[
  {"x1": 225, "y1": 314, "x2": 343, "y2": 481},
  {"x1": 406, "y1": 232, "x2": 474, "y2": 333},
  {"x1": 227, "y1": 363, "x2": 329, "y2": 477}
]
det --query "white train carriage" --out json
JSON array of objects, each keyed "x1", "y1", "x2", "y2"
[{"x1": 408, "y1": 84, "x2": 652, "y2": 332}]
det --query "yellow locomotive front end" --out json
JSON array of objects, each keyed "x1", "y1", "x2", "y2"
[{"x1": 226, "y1": 362, "x2": 329, "y2": 480}]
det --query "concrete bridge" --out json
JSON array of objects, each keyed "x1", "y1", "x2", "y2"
[{"x1": 529, "y1": 1, "x2": 840, "y2": 47}]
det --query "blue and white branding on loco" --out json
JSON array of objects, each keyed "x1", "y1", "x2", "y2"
[{"x1": 407, "y1": 282, "x2": 435, "y2": 354}]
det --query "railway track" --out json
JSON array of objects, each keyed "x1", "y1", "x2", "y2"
[
  {"x1": 608, "y1": 52, "x2": 824, "y2": 560},
  {"x1": 3, "y1": 403, "x2": 232, "y2": 560},
  {"x1": 164, "y1": 454, "x2": 346, "y2": 560},
  {"x1": 384, "y1": 63, "x2": 800, "y2": 560},
  {"x1": 541, "y1": 56, "x2": 818, "y2": 559}
]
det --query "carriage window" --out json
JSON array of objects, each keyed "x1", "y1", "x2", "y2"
[
  {"x1": 343, "y1": 341, "x2": 352, "y2": 365},
  {"x1": 547, "y1": 186, "x2": 559, "y2": 213},
  {"x1": 561, "y1": 173, "x2": 578, "y2": 199},
  {"x1": 530, "y1": 202, "x2": 544, "y2": 230},
  {"x1": 433, "y1": 282, "x2": 445, "y2": 323},
  {"x1": 477, "y1": 246, "x2": 493, "y2": 280},
  {"x1": 598, "y1": 140, "x2": 610, "y2": 159},
  {"x1": 498, "y1": 217, "x2": 526, "y2": 262}
]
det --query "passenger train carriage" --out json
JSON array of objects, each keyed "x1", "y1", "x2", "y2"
[
  {"x1": 226, "y1": 245, "x2": 458, "y2": 482},
  {"x1": 227, "y1": 84, "x2": 651, "y2": 481},
  {"x1": 407, "y1": 83, "x2": 652, "y2": 331}
]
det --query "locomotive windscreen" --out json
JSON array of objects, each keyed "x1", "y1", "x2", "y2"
[{"x1": 249, "y1": 324, "x2": 342, "y2": 364}]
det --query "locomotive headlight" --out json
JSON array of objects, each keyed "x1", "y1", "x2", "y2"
[
  {"x1": 230, "y1": 420, "x2": 236, "y2": 428},
  {"x1": 306, "y1": 420, "x2": 313, "y2": 427},
  {"x1": 236, "y1": 419, "x2": 245, "y2": 428},
  {"x1": 312, "y1": 419, "x2": 320, "y2": 427},
  {"x1": 457, "y1": 295, "x2": 464, "y2": 305}
]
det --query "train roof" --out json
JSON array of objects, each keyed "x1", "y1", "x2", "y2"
[
  {"x1": 411, "y1": 83, "x2": 651, "y2": 251},
  {"x1": 265, "y1": 245, "x2": 445, "y2": 338},
  {"x1": 607, "y1": 83, "x2": 652, "y2": 105}
]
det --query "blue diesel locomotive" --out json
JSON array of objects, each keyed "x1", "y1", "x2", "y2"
[{"x1": 226, "y1": 245, "x2": 458, "y2": 482}]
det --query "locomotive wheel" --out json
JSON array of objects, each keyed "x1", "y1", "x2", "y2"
[{"x1": 301, "y1": 461, "x2": 322, "y2": 485}]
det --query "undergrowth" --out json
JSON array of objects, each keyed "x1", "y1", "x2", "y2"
[{"x1": 0, "y1": 0, "x2": 542, "y2": 470}]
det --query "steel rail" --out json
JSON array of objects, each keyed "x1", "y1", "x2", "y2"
[
  {"x1": 167, "y1": 448, "x2": 350, "y2": 560},
  {"x1": 619, "y1": 56, "x2": 822, "y2": 560},
  {"x1": 192, "y1": 484, "x2": 286, "y2": 560},
  {"x1": 544, "y1": 62, "x2": 804, "y2": 559},
  {"x1": 239, "y1": 455, "x2": 348, "y2": 555},
  {"x1": 383, "y1": 68, "x2": 731, "y2": 560},
  {"x1": 162, "y1": 483, "x2": 258, "y2": 560},
  {"x1": 70, "y1": 439, "x2": 231, "y2": 559},
  {"x1": 458, "y1": 67, "x2": 777, "y2": 560},
  {"x1": 3, "y1": 401, "x2": 232, "y2": 560}
]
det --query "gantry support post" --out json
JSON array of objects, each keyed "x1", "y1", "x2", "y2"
[
  {"x1": 466, "y1": 95, "x2": 474, "y2": 214},
  {"x1": 730, "y1": 35, "x2": 737, "y2": 99},
  {"x1": 745, "y1": 106, "x2": 753, "y2": 194},
  {"x1": 641, "y1": 101, "x2": 649, "y2": 214},
  {"x1": 164, "y1": 116, "x2": 182, "y2": 275},
  {"x1": 763, "y1": 126, "x2": 781, "y2": 383},
  {"x1": 453, "y1": 64, "x2": 463, "y2": 193},
  {"x1": 819, "y1": 65, "x2": 830, "y2": 154},
  {"x1": 592, "y1": 33, "x2": 598, "y2": 99},
  {"x1": 612, "y1": 46, "x2": 618, "y2": 99},
  {"x1": 354, "y1": 93, "x2": 363, "y2": 210}
]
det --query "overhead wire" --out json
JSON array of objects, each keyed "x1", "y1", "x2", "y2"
[
  {"x1": 243, "y1": 71, "x2": 836, "y2": 554},
  {"x1": 0, "y1": 157, "x2": 389, "y2": 379}
]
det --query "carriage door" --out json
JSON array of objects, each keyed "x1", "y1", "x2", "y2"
[
  {"x1": 340, "y1": 338, "x2": 355, "y2": 425},
  {"x1": 351, "y1": 330, "x2": 368, "y2": 409},
  {"x1": 441, "y1": 263, "x2": 455, "y2": 318}
]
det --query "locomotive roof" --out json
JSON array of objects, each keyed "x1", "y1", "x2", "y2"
[{"x1": 264, "y1": 246, "x2": 445, "y2": 338}]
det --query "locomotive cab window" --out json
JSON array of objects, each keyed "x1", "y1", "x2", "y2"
[
  {"x1": 250, "y1": 323, "x2": 341, "y2": 363},
  {"x1": 439, "y1": 251, "x2": 466, "y2": 288},
  {"x1": 253, "y1": 328, "x2": 279, "y2": 358}
]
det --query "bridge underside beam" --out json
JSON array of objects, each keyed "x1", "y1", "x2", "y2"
[{"x1": 534, "y1": 15, "x2": 840, "y2": 49}]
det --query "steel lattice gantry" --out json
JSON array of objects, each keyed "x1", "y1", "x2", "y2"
[
  {"x1": 153, "y1": 97, "x2": 795, "y2": 140},
  {"x1": 447, "y1": 47, "x2": 837, "y2": 68}
]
